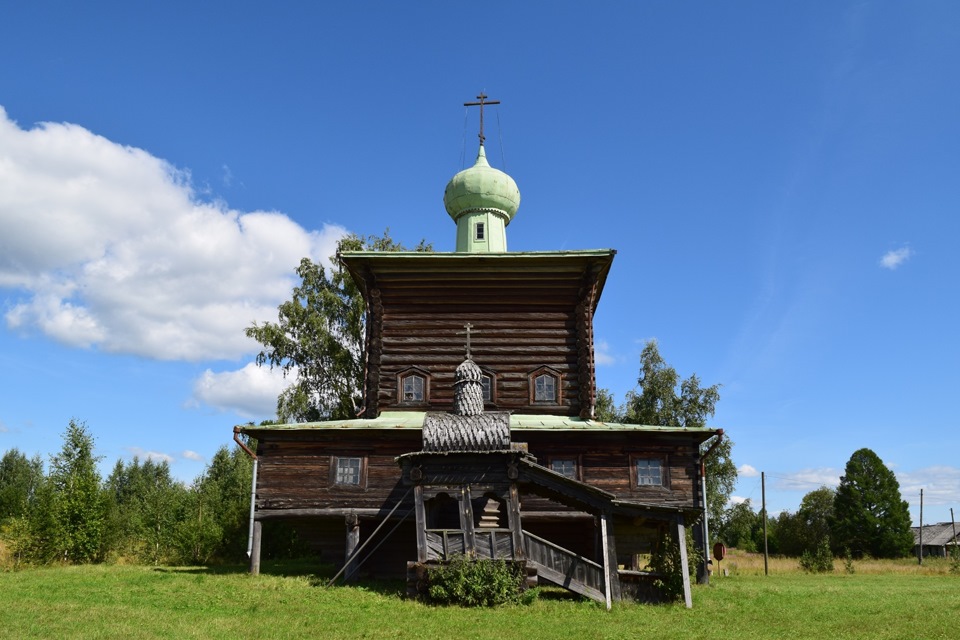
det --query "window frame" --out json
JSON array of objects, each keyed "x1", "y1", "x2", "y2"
[
  {"x1": 630, "y1": 454, "x2": 669, "y2": 490},
  {"x1": 330, "y1": 455, "x2": 367, "y2": 488},
  {"x1": 479, "y1": 367, "x2": 498, "y2": 406},
  {"x1": 475, "y1": 221, "x2": 486, "y2": 241},
  {"x1": 548, "y1": 456, "x2": 581, "y2": 481},
  {"x1": 396, "y1": 367, "x2": 431, "y2": 406},
  {"x1": 528, "y1": 366, "x2": 562, "y2": 405}
]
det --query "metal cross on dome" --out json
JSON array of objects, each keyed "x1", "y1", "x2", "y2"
[
  {"x1": 456, "y1": 322, "x2": 479, "y2": 360},
  {"x1": 464, "y1": 93, "x2": 500, "y2": 145}
]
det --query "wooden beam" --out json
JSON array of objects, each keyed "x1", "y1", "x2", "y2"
[
  {"x1": 676, "y1": 515, "x2": 692, "y2": 609},
  {"x1": 345, "y1": 512, "x2": 360, "y2": 582},
  {"x1": 600, "y1": 511, "x2": 621, "y2": 608},
  {"x1": 414, "y1": 485, "x2": 427, "y2": 563}
]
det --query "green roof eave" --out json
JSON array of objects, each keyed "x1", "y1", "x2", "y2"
[
  {"x1": 509, "y1": 414, "x2": 719, "y2": 437},
  {"x1": 239, "y1": 412, "x2": 719, "y2": 441},
  {"x1": 239, "y1": 411, "x2": 428, "y2": 434},
  {"x1": 338, "y1": 249, "x2": 616, "y2": 260}
]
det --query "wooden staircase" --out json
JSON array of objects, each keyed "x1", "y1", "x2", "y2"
[{"x1": 522, "y1": 530, "x2": 607, "y2": 603}]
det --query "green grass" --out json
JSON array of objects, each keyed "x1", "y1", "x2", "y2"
[{"x1": 3, "y1": 559, "x2": 959, "y2": 639}]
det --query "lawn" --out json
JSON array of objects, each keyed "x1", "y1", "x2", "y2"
[{"x1": 3, "y1": 554, "x2": 958, "y2": 639}]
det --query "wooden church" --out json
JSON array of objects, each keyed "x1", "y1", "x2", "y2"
[{"x1": 237, "y1": 99, "x2": 723, "y2": 607}]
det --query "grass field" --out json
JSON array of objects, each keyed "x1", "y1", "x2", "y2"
[{"x1": 3, "y1": 552, "x2": 958, "y2": 639}]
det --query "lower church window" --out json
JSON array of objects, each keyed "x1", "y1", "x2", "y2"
[
  {"x1": 334, "y1": 456, "x2": 363, "y2": 486},
  {"x1": 635, "y1": 458, "x2": 663, "y2": 486},
  {"x1": 550, "y1": 458, "x2": 578, "y2": 480}
]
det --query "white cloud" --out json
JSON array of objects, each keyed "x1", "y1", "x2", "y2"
[
  {"x1": 125, "y1": 446, "x2": 174, "y2": 464},
  {"x1": 191, "y1": 362, "x2": 292, "y2": 419},
  {"x1": 594, "y1": 339, "x2": 616, "y2": 366},
  {"x1": 896, "y1": 465, "x2": 960, "y2": 507},
  {"x1": 0, "y1": 107, "x2": 347, "y2": 361},
  {"x1": 771, "y1": 468, "x2": 841, "y2": 491},
  {"x1": 738, "y1": 464, "x2": 760, "y2": 478},
  {"x1": 182, "y1": 450, "x2": 204, "y2": 462},
  {"x1": 729, "y1": 495, "x2": 748, "y2": 506},
  {"x1": 879, "y1": 246, "x2": 913, "y2": 270}
]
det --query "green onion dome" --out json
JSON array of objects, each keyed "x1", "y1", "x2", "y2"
[{"x1": 443, "y1": 145, "x2": 520, "y2": 224}]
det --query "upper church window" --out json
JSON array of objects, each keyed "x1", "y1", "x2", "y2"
[
  {"x1": 403, "y1": 374, "x2": 424, "y2": 402},
  {"x1": 397, "y1": 367, "x2": 431, "y2": 405},
  {"x1": 535, "y1": 374, "x2": 556, "y2": 402},
  {"x1": 475, "y1": 222, "x2": 485, "y2": 241},
  {"x1": 528, "y1": 366, "x2": 561, "y2": 405}
]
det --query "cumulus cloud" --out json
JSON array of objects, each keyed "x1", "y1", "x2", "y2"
[
  {"x1": 594, "y1": 339, "x2": 616, "y2": 366},
  {"x1": 728, "y1": 495, "x2": 748, "y2": 506},
  {"x1": 191, "y1": 362, "x2": 292, "y2": 419},
  {"x1": 0, "y1": 107, "x2": 346, "y2": 361},
  {"x1": 125, "y1": 446, "x2": 175, "y2": 464},
  {"x1": 738, "y1": 464, "x2": 760, "y2": 478},
  {"x1": 182, "y1": 450, "x2": 205, "y2": 462},
  {"x1": 879, "y1": 246, "x2": 913, "y2": 270}
]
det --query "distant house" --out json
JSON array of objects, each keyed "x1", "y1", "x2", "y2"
[{"x1": 912, "y1": 522, "x2": 959, "y2": 558}]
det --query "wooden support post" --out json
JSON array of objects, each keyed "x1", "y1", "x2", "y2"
[
  {"x1": 414, "y1": 485, "x2": 427, "y2": 563},
  {"x1": 508, "y1": 483, "x2": 524, "y2": 559},
  {"x1": 676, "y1": 516, "x2": 692, "y2": 609},
  {"x1": 462, "y1": 486, "x2": 476, "y2": 557},
  {"x1": 600, "y1": 511, "x2": 621, "y2": 608},
  {"x1": 249, "y1": 520, "x2": 262, "y2": 576},
  {"x1": 345, "y1": 512, "x2": 360, "y2": 582}
]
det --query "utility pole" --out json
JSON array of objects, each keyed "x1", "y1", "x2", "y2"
[
  {"x1": 918, "y1": 489, "x2": 923, "y2": 565},
  {"x1": 762, "y1": 471, "x2": 769, "y2": 576}
]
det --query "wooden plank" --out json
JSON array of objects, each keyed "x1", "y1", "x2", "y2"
[
  {"x1": 677, "y1": 516, "x2": 692, "y2": 609},
  {"x1": 414, "y1": 485, "x2": 427, "y2": 563}
]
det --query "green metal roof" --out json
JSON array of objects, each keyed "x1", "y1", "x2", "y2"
[
  {"x1": 339, "y1": 249, "x2": 615, "y2": 259},
  {"x1": 239, "y1": 411, "x2": 718, "y2": 437}
]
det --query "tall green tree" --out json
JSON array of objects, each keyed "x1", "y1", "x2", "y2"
[
  {"x1": 174, "y1": 445, "x2": 254, "y2": 563},
  {"x1": 246, "y1": 230, "x2": 431, "y2": 422},
  {"x1": 622, "y1": 340, "x2": 735, "y2": 526},
  {"x1": 831, "y1": 448, "x2": 913, "y2": 558},
  {"x1": 104, "y1": 457, "x2": 186, "y2": 563},
  {"x1": 0, "y1": 448, "x2": 44, "y2": 522}
]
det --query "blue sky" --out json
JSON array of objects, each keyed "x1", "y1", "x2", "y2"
[{"x1": 1, "y1": 1, "x2": 958, "y2": 525}]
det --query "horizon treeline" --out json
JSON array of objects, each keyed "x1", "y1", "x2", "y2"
[{"x1": 0, "y1": 419, "x2": 301, "y2": 567}]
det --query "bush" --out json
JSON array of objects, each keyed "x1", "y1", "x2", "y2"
[
  {"x1": 648, "y1": 533, "x2": 702, "y2": 602},
  {"x1": 799, "y1": 539, "x2": 834, "y2": 573},
  {"x1": 426, "y1": 555, "x2": 528, "y2": 607}
]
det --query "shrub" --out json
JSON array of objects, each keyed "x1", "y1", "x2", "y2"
[
  {"x1": 799, "y1": 539, "x2": 834, "y2": 573},
  {"x1": 950, "y1": 546, "x2": 960, "y2": 575},
  {"x1": 843, "y1": 547, "x2": 855, "y2": 574},
  {"x1": 426, "y1": 555, "x2": 527, "y2": 607},
  {"x1": 648, "y1": 533, "x2": 702, "y2": 602}
]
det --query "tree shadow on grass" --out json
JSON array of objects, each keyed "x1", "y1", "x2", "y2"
[{"x1": 152, "y1": 557, "x2": 335, "y2": 579}]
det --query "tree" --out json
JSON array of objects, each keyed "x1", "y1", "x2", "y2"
[
  {"x1": 246, "y1": 230, "x2": 431, "y2": 422},
  {"x1": 174, "y1": 445, "x2": 254, "y2": 563},
  {"x1": 798, "y1": 486, "x2": 835, "y2": 554},
  {"x1": 831, "y1": 448, "x2": 913, "y2": 558},
  {"x1": 593, "y1": 388, "x2": 621, "y2": 422},
  {"x1": 716, "y1": 499, "x2": 761, "y2": 551},
  {"x1": 0, "y1": 448, "x2": 44, "y2": 522},
  {"x1": 104, "y1": 457, "x2": 186, "y2": 563},
  {"x1": 622, "y1": 340, "x2": 735, "y2": 526}
]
